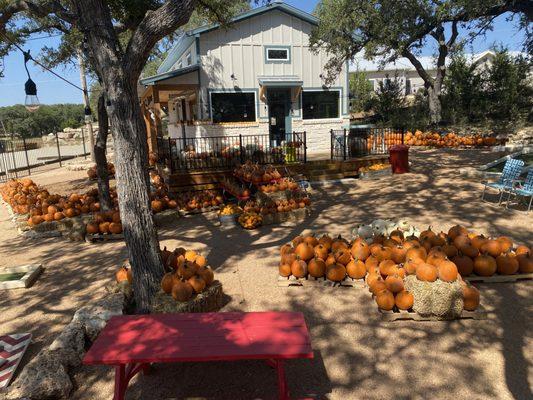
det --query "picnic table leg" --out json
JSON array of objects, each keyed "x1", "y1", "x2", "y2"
[
  {"x1": 113, "y1": 365, "x2": 126, "y2": 400},
  {"x1": 266, "y1": 359, "x2": 289, "y2": 400}
]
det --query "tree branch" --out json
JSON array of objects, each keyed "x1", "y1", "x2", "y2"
[
  {"x1": 0, "y1": 0, "x2": 76, "y2": 31},
  {"x1": 401, "y1": 48, "x2": 434, "y2": 88}
]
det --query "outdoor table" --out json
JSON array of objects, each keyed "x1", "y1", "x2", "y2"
[{"x1": 83, "y1": 311, "x2": 314, "y2": 400}]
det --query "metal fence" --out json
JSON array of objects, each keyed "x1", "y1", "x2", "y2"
[
  {"x1": 0, "y1": 130, "x2": 91, "y2": 182},
  {"x1": 331, "y1": 127, "x2": 404, "y2": 160},
  {"x1": 158, "y1": 132, "x2": 307, "y2": 173}
]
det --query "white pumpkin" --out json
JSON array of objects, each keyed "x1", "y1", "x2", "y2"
[{"x1": 353, "y1": 224, "x2": 374, "y2": 240}]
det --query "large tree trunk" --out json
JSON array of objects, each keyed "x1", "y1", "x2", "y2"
[
  {"x1": 427, "y1": 86, "x2": 442, "y2": 126},
  {"x1": 95, "y1": 92, "x2": 112, "y2": 211},
  {"x1": 107, "y1": 77, "x2": 164, "y2": 312}
]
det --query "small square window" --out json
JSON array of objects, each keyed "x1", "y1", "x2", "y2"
[{"x1": 266, "y1": 47, "x2": 289, "y2": 62}]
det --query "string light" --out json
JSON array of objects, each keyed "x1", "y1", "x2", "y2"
[{"x1": 23, "y1": 51, "x2": 40, "y2": 112}]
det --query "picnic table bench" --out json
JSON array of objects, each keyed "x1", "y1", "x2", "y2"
[{"x1": 83, "y1": 311, "x2": 313, "y2": 400}]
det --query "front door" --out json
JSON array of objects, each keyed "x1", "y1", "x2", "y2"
[{"x1": 268, "y1": 88, "x2": 291, "y2": 146}]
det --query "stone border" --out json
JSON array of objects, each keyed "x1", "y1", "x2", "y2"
[{"x1": 0, "y1": 264, "x2": 43, "y2": 290}]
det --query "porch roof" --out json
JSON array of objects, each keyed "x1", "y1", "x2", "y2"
[
  {"x1": 140, "y1": 64, "x2": 199, "y2": 86},
  {"x1": 258, "y1": 75, "x2": 303, "y2": 87}
]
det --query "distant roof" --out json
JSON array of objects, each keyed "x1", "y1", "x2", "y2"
[
  {"x1": 140, "y1": 64, "x2": 199, "y2": 86},
  {"x1": 349, "y1": 50, "x2": 527, "y2": 72},
  {"x1": 157, "y1": 1, "x2": 318, "y2": 74}
]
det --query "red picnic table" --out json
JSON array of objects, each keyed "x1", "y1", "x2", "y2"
[{"x1": 83, "y1": 311, "x2": 314, "y2": 400}]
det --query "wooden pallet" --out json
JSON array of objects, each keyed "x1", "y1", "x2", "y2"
[
  {"x1": 277, "y1": 275, "x2": 365, "y2": 288},
  {"x1": 464, "y1": 273, "x2": 533, "y2": 283},
  {"x1": 85, "y1": 233, "x2": 124, "y2": 243},
  {"x1": 379, "y1": 306, "x2": 487, "y2": 322}
]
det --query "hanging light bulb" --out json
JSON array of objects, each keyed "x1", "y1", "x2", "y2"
[
  {"x1": 23, "y1": 51, "x2": 40, "y2": 112},
  {"x1": 84, "y1": 106, "x2": 93, "y2": 123}
]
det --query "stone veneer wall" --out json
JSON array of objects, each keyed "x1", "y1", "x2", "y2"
[{"x1": 169, "y1": 118, "x2": 350, "y2": 155}]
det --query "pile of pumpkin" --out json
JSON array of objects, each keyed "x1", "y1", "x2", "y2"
[
  {"x1": 87, "y1": 162, "x2": 115, "y2": 180},
  {"x1": 243, "y1": 197, "x2": 311, "y2": 215},
  {"x1": 404, "y1": 131, "x2": 499, "y2": 148},
  {"x1": 86, "y1": 210, "x2": 123, "y2": 235},
  {"x1": 359, "y1": 163, "x2": 390, "y2": 173},
  {"x1": 258, "y1": 178, "x2": 299, "y2": 193},
  {"x1": 221, "y1": 178, "x2": 251, "y2": 199},
  {"x1": 160, "y1": 247, "x2": 215, "y2": 302},
  {"x1": 175, "y1": 190, "x2": 224, "y2": 211},
  {"x1": 238, "y1": 212, "x2": 263, "y2": 229},
  {"x1": 234, "y1": 162, "x2": 283, "y2": 183}
]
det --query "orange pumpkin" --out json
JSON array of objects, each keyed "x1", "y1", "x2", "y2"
[
  {"x1": 326, "y1": 263, "x2": 346, "y2": 282},
  {"x1": 161, "y1": 272, "x2": 174, "y2": 293},
  {"x1": 351, "y1": 240, "x2": 371, "y2": 261},
  {"x1": 295, "y1": 242, "x2": 314, "y2": 262},
  {"x1": 172, "y1": 280, "x2": 193, "y2": 301},
  {"x1": 314, "y1": 244, "x2": 329, "y2": 260},
  {"x1": 188, "y1": 275, "x2": 206, "y2": 293},
  {"x1": 452, "y1": 255, "x2": 474, "y2": 276},
  {"x1": 109, "y1": 222, "x2": 123, "y2": 234},
  {"x1": 416, "y1": 263, "x2": 438, "y2": 282},
  {"x1": 346, "y1": 259, "x2": 366, "y2": 279},
  {"x1": 517, "y1": 254, "x2": 533, "y2": 273},
  {"x1": 437, "y1": 260, "x2": 458, "y2": 282},
  {"x1": 375, "y1": 290, "x2": 395, "y2": 310},
  {"x1": 384, "y1": 274, "x2": 404, "y2": 293},
  {"x1": 198, "y1": 266, "x2": 214, "y2": 286},
  {"x1": 395, "y1": 290, "x2": 414, "y2": 310},
  {"x1": 308, "y1": 258, "x2": 326, "y2": 278},
  {"x1": 115, "y1": 266, "x2": 132, "y2": 284},
  {"x1": 379, "y1": 259, "x2": 398, "y2": 277},
  {"x1": 480, "y1": 240, "x2": 502, "y2": 258},
  {"x1": 462, "y1": 285, "x2": 480, "y2": 311},
  {"x1": 334, "y1": 248, "x2": 351, "y2": 266},
  {"x1": 473, "y1": 255, "x2": 497, "y2": 276},
  {"x1": 291, "y1": 259, "x2": 308, "y2": 278},
  {"x1": 496, "y1": 254, "x2": 519, "y2": 275},
  {"x1": 405, "y1": 246, "x2": 427, "y2": 261},
  {"x1": 365, "y1": 255, "x2": 379, "y2": 271},
  {"x1": 496, "y1": 236, "x2": 513, "y2": 253}
]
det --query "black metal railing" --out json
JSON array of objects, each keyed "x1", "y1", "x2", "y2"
[
  {"x1": 331, "y1": 127, "x2": 404, "y2": 160},
  {"x1": 0, "y1": 131, "x2": 92, "y2": 182},
  {"x1": 157, "y1": 132, "x2": 307, "y2": 173}
]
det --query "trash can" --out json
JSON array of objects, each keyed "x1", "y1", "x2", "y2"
[{"x1": 389, "y1": 144, "x2": 409, "y2": 174}]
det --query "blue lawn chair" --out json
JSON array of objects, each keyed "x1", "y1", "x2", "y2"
[
  {"x1": 505, "y1": 169, "x2": 533, "y2": 212},
  {"x1": 481, "y1": 158, "x2": 525, "y2": 204}
]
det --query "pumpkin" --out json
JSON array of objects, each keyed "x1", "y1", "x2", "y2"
[
  {"x1": 369, "y1": 278, "x2": 387, "y2": 295},
  {"x1": 303, "y1": 235, "x2": 319, "y2": 247},
  {"x1": 151, "y1": 200, "x2": 164, "y2": 213},
  {"x1": 471, "y1": 235, "x2": 488, "y2": 251},
  {"x1": 389, "y1": 230, "x2": 404, "y2": 243},
  {"x1": 419, "y1": 226, "x2": 436, "y2": 242},
  {"x1": 496, "y1": 236, "x2": 513, "y2": 253},
  {"x1": 416, "y1": 263, "x2": 438, "y2": 282},
  {"x1": 453, "y1": 235, "x2": 471, "y2": 249},
  {"x1": 279, "y1": 263, "x2": 292, "y2": 277},
  {"x1": 280, "y1": 244, "x2": 293, "y2": 255},
  {"x1": 390, "y1": 246, "x2": 406, "y2": 264},
  {"x1": 442, "y1": 244, "x2": 458, "y2": 258},
  {"x1": 47, "y1": 205, "x2": 59, "y2": 214},
  {"x1": 395, "y1": 290, "x2": 414, "y2": 310},
  {"x1": 292, "y1": 235, "x2": 304, "y2": 247},
  {"x1": 496, "y1": 254, "x2": 519, "y2": 275},
  {"x1": 86, "y1": 222, "x2": 99, "y2": 235},
  {"x1": 178, "y1": 261, "x2": 196, "y2": 280},
  {"x1": 99, "y1": 222, "x2": 110, "y2": 234},
  {"x1": 437, "y1": 260, "x2": 458, "y2": 282},
  {"x1": 517, "y1": 254, "x2": 533, "y2": 273},
  {"x1": 111, "y1": 212, "x2": 121, "y2": 223},
  {"x1": 385, "y1": 274, "x2": 404, "y2": 293},
  {"x1": 314, "y1": 244, "x2": 329, "y2": 260},
  {"x1": 334, "y1": 248, "x2": 351, "y2": 266},
  {"x1": 365, "y1": 255, "x2": 379, "y2": 271},
  {"x1": 325, "y1": 254, "x2": 336, "y2": 266},
  {"x1": 460, "y1": 244, "x2": 479, "y2": 258},
  {"x1": 331, "y1": 237, "x2": 349, "y2": 252},
  {"x1": 188, "y1": 275, "x2": 206, "y2": 293},
  {"x1": 172, "y1": 280, "x2": 193, "y2": 301},
  {"x1": 64, "y1": 208, "x2": 76, "y2": 218},
  {"x1": 403, "y1": 258, "x2": 420, "y2": 275},
  {"x1": 161, "y1": 272, "x2": 175, "y2": 293},
  {"x1": 318, "y1": 234, "x2": 333, "y2": 250},
  {"x1": 281, "y1": 249, "x2": 296, "y2": 266},
  {"x1": 473, "y1": 255, "x2": 497, "y2": 276},
  {"x1": 198, "y1": 266, "x2": 214, "y2": 285},
  {"x1": 515, "y1": 245, "x2": 530, "y2": 256},
  {"x1": 379, "y1": 260, "x2": 398, "y2": 277},
  {"x1": 405, "y1": 246, "x2": 427, "y2": 261},
  {"x1": 480, "y1": 239, "x2": 502, "y2": 258},
  {"x1": 366, "y1": 272, "x2": 380, "y2": 288},
  {"x1": 448, "y1": 224, "x2": 468, "y2": 240},
  {"x1": 326, "y1": 263, "x2": 346, "y2": 282},
  {"x1": 295, "y1": 242, "x2": 314, "y2": 262},
  {"x1": 115, "y1": 266, "x2": 132, "y2": 284},
  {"x1": 462, "y1": 285, "x2": 480, "y2": 311},
  {"x1": 452, "y1": 255, "x2": 474, "y2": 276},
  {"x1": 426, "y1": 249, "x2": 447, "y2": 266},
  {"x1": 54, "y1": 212, "x2": 65, "y2": 221},
  {"x1": 184, "y1": 250, "x2": 197, "y2": 262},
  {"x1": 308, "y1": 258, "x2": 326, "y2": 278},
  {"x1": 382, "y1": 238, "x2": 399, "y2": 249},
  {"x1": 109, "y1": 222, "x2": 123, "y2": 234},
  {"x1": 291, "y1": 259, "x2": 308, "y2": 278},
  {"x1": 29, "y1": 215, "x2": 43, "y2": 226},
  {"x1": 431, "y1": 232, "x2": 447, "y2": 247},
  {"x1": 346, "y1": 259, "x2": 366, "y2": 279},
  {"x1": 375, "y1": 290, "x2": 395, "y2": 310},
  {"x1": 195, "y1": 255, "x2": 208, "y2": 268},
  {"x1": 371, "y1": 246, "x2": 393, "y2": 262},
  {"x1": 351, "y1": 240, "x2": 370, "y2": 261}
]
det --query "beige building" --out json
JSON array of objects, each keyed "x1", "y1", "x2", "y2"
[{"x1": 139, "y1": 1, "x2": 350, "y2": 156}]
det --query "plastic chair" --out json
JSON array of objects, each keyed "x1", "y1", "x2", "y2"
[
  {"x1": 481, "y1": 158, "x2": 525, "y2": 204},
  {"x1": 505, "y1": 169, "x2": 533, "y2": 212}
]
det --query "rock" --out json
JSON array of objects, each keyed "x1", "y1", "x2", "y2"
[
  {"x1": 6, "y1": 350, "x2": 72, "y2": 400},
  {"x1": 152, "y1": 280, "x2": 224, "y2": 314},
  {"x1": 48, "y1": 322, "x2": 86, "y2": 368},
  {"x1": 153, "y1": 209, "x2": 180, "y2": 226},
  {"x1": 33, "y1": 221, "x2": 58, "y2": 233},
  {"x1": 72, "y1": 292, "x2": 125, "y2": 341},
  {"x1": 404, "y1": 275, "x2": 463, "y2": 319},
  {"x1": 68, "y1": 219, "x2": 86, "y2": 241}
]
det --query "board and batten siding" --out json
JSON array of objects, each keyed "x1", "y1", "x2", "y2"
[{"x1": 198, "y1": 9, "x2": 349, "y2": 120}]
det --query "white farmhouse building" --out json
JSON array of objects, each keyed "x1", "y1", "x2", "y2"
[
  {"x1": 350, "y1": 50, "x2": 508, "y2": 96},
  {"x1": 139, "y1": 1, "x2": 350, "y2": 156}
]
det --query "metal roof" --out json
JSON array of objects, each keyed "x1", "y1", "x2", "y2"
[
  {"x1": 258, "y1": 75, "x2": 303, "y2": 87},
  {"x1": 140, "y1": 64, "x2": 199, "y2": 86}
]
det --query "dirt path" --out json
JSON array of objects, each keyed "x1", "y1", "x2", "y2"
[{"x1": 1, "y1": 148, "x2": 532, "y2": 399}]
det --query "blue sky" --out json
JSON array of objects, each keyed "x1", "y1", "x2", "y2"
[{"x1": 0, "y1": 0, "x2": 527, "y2": 107}]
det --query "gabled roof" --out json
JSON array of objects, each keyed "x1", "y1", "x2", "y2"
[
  {"x1": 157, "y1": 1, "x2": 317, "y2": 74},
  {"x1": 140, "y1": 64, "x2": 199, "y2": 86}
]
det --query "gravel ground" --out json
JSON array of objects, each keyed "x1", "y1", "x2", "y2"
[{"x1": 0, "y1": 148, "x2": 532, "y2": 400}]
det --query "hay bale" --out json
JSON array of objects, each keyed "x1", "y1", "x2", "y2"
[{"x1": 404, "y1": 275, "x2": 463, "y2": 319}]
